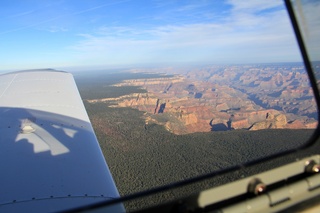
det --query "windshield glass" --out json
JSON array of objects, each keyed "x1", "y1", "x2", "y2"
[
  {"x1": 1, "y1": 1, "x2": 318, "y2": 211},
  {"x1": 291, "y1": 0, "x2": 320, "y2": 92}
]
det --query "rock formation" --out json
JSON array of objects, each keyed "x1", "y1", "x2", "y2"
[
  {"x1": 249, "y1": 113, "x2": 287, "y2": 130},
  {"x1": 86, "y1": 64, "x2": 318, "y2": 134}
]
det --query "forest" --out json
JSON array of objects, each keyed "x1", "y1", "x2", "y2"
[
  {"x1": 75, "y1": 71, "x2": 315, "y2": 211},
  {"x1": 73, "y1": 70, "x2": 172, "y2": 99}
]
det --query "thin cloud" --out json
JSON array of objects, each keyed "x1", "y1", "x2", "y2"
[
  {"x1": 0, "y1": 14, "x2": 66, "y2": 35},
  {"x1": 72, "y1": 0, "x2": 131, "y2": 15},
  {"x1": 176, "y1": 3, "x2": 208, "y2": 12},
  {"x1": 5, "y1": 10, "x2": 36, "y2": 19},
  {"x1": 227, "y1": 0, "x2": 283, "y2": 11},
  {"x1": 48, "y1": 26, "x2": 68, "y2": 33},
  {"x1": 70, "y1": 10, "x2": 300, "y2": 64},
  {"x1": 71, "y1": 1, "x2": 296, "y2": 52},
  {"x1": 0, "y1": 0, "x2": 131, "y2": 35}
]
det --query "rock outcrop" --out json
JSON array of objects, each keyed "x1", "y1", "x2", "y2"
[{"x1": 249, "y1": 113, "x2": 287, "y2": 130}]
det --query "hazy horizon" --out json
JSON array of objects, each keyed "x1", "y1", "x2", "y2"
[{"x1": 1, "y1": 60, "x2": 309, "y2": 74}]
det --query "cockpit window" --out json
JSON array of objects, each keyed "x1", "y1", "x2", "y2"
[{"x1": 290, "y1": 0, "x2": 320, "y2": 92}]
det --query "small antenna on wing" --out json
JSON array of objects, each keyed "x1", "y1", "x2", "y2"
[{"x1": 20, "y1": 117, "x2": 36, "y2": 134}]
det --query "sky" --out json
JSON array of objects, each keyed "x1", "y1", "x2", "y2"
[{"x1": 0, "y1": 0, "x2": 309, "y2": 71}]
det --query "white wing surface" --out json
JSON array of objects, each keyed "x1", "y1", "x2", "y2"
[{"x1": 0, "y1": 70, "x2": 124, "y2": 212}]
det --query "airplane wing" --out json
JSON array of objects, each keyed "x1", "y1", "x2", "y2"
[{"x1": 0, "y1": 70, "x2": 124, "y2": 212}]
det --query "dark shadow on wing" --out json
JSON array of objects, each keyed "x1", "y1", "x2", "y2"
[{"x1": 0, "y1": 107, "x2": 120, "y2": 212}]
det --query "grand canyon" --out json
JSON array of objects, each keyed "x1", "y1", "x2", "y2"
[{"x1": 87, "y1": 63, "x2": 318, "y2": 135}]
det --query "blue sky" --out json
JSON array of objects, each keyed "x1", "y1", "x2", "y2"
[{"x1": 0, "y1": 0, "x2": 305, "y2": 71}]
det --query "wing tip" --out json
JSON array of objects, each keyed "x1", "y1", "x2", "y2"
[{"x1": 0, "y1": 69, "x2": 68, "y2": 76}]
